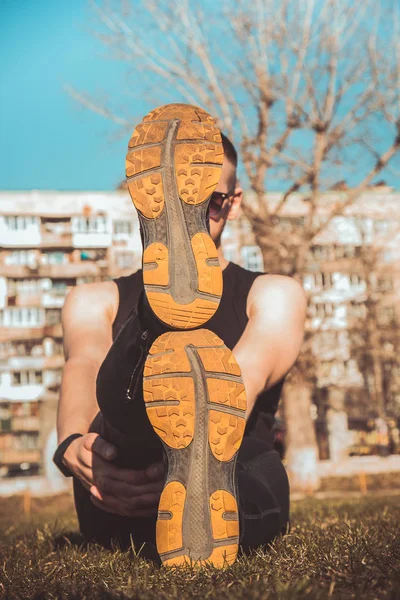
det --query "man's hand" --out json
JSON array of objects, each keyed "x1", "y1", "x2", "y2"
[{"x1": 63, "y1": 432, "x2": 165, "y2": 518}]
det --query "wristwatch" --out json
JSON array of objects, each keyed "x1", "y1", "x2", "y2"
[{"x1": 53, "y1": 433, "x2": 83, "y2": 477}]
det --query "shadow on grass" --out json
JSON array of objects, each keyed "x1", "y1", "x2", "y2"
[
  {"x1": 52, "y1": 528, "x2": 162, "y2": 567},
  {"x1": 52, "y1": 530, "x2": 88, "y2": 550}
]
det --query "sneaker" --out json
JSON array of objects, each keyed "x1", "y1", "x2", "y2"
[
  {"x1": 125, "y1": 103, "x2": 224, "y2": 330},
  {"x1": 143, "y1": 329, "x2": 247, "y2": 567}
]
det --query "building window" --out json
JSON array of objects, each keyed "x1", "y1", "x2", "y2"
[
  {"x1": 74, "y1": 215, "x2": 108, "y2": 234},
  {"x1": 239, "y1": 219, "x2": 252, "y2": 234},
  {"x1": 50, "y1": 281, "x2": 68, "y2": 296},
  {"x1": 0, "y1": 343, "x2": 12, "y2": 360},
  {"x1": 311, "y1": 245, "x2": 334, "y2": 260},
  {"x1": 11, "y1": 401, "x2": 39, "y2": 418},
  {"x1": 343, "y1": 245, "x2": 361, "y2": 258},
  {"x1": 292, "y1": 216, "x2": 305, "y2": 227},
  {"x1": 241, "y1": 246, "x2": 264, "y2": 272},
  {"x1": 312, "y1": 272, "x2": 333, "y2": 289},
  {"x1": 12, "y1": 371, "x2": 43, "y2": 385},
  {"x1": 350, "y1": 273, "x2": 363, "y2": 286},
  {"x1": 353, "y1": 217, "x2": 371, "y2": 234},
  {"x1": 302, "y1": 273, "x2": 314, "y2": 291},
  {"x1": 7, "y1": 279, "x2": 42, "y2": 296},
  {"x1": 373, "y1": 220, "x2": 390, "y2": 235},
  {"x1": 383, "y1": 249, "x2": 395, "y2": 262},
  {"x1": 348, "y1": 302, "x2": 367, "y2": 319},
  {"x1": 13, "y1": 433, "x2": 39, "y2": 450},
  {"x1": 5, "y1": 250, "x2": 37, "y2": 265},
  {"x1": 320, "y1": 361, "x2": 334, "y2": 379},
  {"x1": 275, "y1": 216, "x2": 305, "y2": 232},
  {"x1": 4, "y1": 307, "x2": 43, "y2": 326},
  {"x1": 80, "y1": 249, "x2": 107, "y2": 262},
  {"x1": 113, "y1": 220, "x2": 132, "y2": 235},
  {"x1": 42, "y1": 251, "x2": 68, "y2": 265},
  {"x1": 115, "y1": 252, "x2": 134, "y2": 269},
  {"x1": 46, "y1": 309, "x2": 62, "y2": 326},
  {"x1": 377, "y1": 306, "x2": 395, "y2": 326},
  {"x1": 222, "y1": 245, "x2": 236, "y2": 263},
  {"x1": 308, "y1": 303, "x2": 337, "y2": 319},
  {"x1": 334, "y1": 245, "x2": 344, "y2": 259},
  {"x1": 277, "y1": 217, "x2": 293, "y2": 232},
  {"x1": 4, "y1": 216, "x2": 38, "y2": 230},
  {"x1": 52, "y1": 340, "x2": 64, "y2": 356},
  {"x1": 376, "y1": 276, "x2": 393, "y2": 292}
]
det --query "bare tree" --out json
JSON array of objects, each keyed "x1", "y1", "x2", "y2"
[
  {"x1": 68, "y1": 0, "x2": 400, "y2": 490},
  {"x1": 350, "y1": 221, "x2": 400, "y2": 424}
]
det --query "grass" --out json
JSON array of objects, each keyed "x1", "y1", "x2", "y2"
[{"x1": 0, "y1": 492, "x2": 399, "y2": 599}]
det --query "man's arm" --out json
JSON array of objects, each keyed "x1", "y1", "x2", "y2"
[
  {"x1": 57, "y1": 281, "x2": 117, "y2": 445},
  {"x1": 232, "y1": 274, "x2": 307, "y2": 418},
  {"x1": 58, "y1": 280, "x2": 165, "y2": 518}
]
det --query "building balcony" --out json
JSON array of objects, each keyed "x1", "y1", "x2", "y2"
[
  {"x1": 0, "y1": 265, "x2": 37, "y2": 278},
  {"x1": 43, "y1": 323, "x2": 63, "y2": 338},
  {"x1": 0, "y1": 327, "x2": 45, "y2": 343},
  {"x1": 8, "y1": 289, "x2": 72, "y2": 310},
  {"x1": 14, "y1": 294, "x2": 42, "y2": 308},
  {"x1": 40, "y1": 232, "x2": 73, "y2": 248},
  {"x1": 11, "y1": 416, "x2": 40, "y2": 432},
  {"x1": 0, "y1": 229, "x2": 41, "y2": 248},
  {"x1": 42, "y1": 291, "x2": 69, "y2": 308},
  {"x1": 43, "y1": 354, "x2": 64, "y2": 369},
  {"x1": 38, "y1": 261, "x2": 108, "y2": 278},
  {"x1": 0, "y1": 449, "x2": 41, "y2": 465},
  {"x1": 72, "y1": 232, "x2": 112, "y2": 248},
  {"x1": 5, "y1": 354, "x2": 64, "y2": 370},
  {"x1": 305, "y1": 258, "x2": 365, "y2": 271}
]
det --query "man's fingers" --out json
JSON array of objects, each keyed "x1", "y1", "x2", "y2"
[
  {"x1": 84, "y1": 433, "x2": 118, "y2": 461},
  {"x1": 92, "y1": 476, "x2": 163, "y2": 499},
  {"x1": 92, "y1": 486, "x2": 160, "y2": 508},
  {"x1": 90, "y1": 495, "x2": 156, "y2": 519},
  {"x1": 90, "y1": 495, "x2": 127, "y2": 517},
  {"x1": 146, "y1": 461, "x2": 165, "y2": 481},
  {"x1": 73, "y1": 463, "x2": 96, "y2": 491},
  {"x1": 100, "y1": 465, "x2": 150, "y2": 486},
  {"x1": 90, "y1": 489, "x2": 159, "y2": 517}
]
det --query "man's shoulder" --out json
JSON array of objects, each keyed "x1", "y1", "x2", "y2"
[
  {"x1": 62, "y1": 271, "x2": 137, "y2": 325},
  {"x1": 251, "y1": 272, "x2": 306, "y2": 294},
  {"x1": 62, "y1": 278, "x2": 118, "y2": 321},
  {"x1": 248, "y1": 273, "x2": 307, "y2": 313}
]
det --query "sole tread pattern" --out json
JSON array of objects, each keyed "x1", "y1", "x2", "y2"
[
  {"x1": 125, "y1": 103, "x2": 223, "y2": 329},
  {"x1": 144, "y1": 330, "x2": 246, "y2": 568}
]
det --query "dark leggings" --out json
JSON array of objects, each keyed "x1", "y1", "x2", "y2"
[{"x1": 73, "y1": 413, "x2": 290, "y2": 561}]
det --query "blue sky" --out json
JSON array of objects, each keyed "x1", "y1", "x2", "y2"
[
  {"x1": 0, "y1": 0, "x2": 152, "y2": 191},
  {"x1": 1, "y1": 1, "x2": 399, "y2": 192}
]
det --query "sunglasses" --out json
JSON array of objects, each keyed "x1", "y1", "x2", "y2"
[{"x1": 209, "y1": 187, "x2": 236, "y2": 210}]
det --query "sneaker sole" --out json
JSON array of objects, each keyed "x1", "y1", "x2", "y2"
[
  {"x1": 125, "y1": 103, "x2": 224, "y2": 329},
  {"x1": 143, "y1": 329, "x2": 247, "y2": 567}
]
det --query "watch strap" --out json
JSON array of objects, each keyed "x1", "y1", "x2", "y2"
[{"x1": 53, "y1": 433, "x2": 83, "y2": 477}]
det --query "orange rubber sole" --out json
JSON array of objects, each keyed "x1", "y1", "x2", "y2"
[
  {"x1": 125, "y1": 103, "x2": 224, "y2": 329},
  {"x1": 143, "y1": 329, "x2": 247, "y2": 568}
]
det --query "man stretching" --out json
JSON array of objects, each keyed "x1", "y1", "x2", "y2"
[{"x1": 54, "y1": 104, "x2": 306, "y2": 567}]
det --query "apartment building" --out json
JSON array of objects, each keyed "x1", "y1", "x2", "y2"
[
  {"x1": 227, "y1": 186, "x2": 400, "y2": 460},
  {"x1": 0, "y1": 188, "x2": 399, "y2": 482}
]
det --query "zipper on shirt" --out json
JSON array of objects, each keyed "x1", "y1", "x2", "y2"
[{"x1": 125, "y1": 329, "x2": 150, "y2": 402}]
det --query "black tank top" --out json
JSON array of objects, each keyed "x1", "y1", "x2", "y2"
[{"x1": 111, "y1": 262, "x2": 284, "y2": 449}]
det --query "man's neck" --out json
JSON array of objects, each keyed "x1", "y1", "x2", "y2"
[{"x1": 217, "y1": 244, "x2": 230, "y2": 270}]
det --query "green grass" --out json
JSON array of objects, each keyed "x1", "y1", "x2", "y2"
[{"x1": 0, "y1": 493, "x2": 399, "y2": 599}]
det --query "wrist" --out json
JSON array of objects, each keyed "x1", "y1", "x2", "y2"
[{"x1": 53, "y1": 433, "x2": 84, "y2": 477}]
